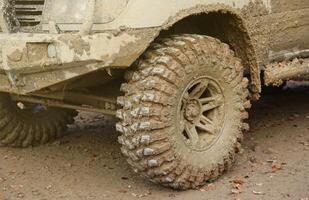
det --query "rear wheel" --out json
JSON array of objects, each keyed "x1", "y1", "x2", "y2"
[
  {"x1": 116, "y1": 34, "x2": 251, "y2": 190},
  {"x1": 0, "y1": 93, "x2": 77, "y2": 148}
]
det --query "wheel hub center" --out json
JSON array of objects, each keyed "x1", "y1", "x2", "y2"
[{"x1": 184, "y1": 99, "x2": 201, "y2": 122}]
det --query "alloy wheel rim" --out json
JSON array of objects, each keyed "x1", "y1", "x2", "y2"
[{"x1": 177, "y1": 76, "x2": 225, "y2": 151}]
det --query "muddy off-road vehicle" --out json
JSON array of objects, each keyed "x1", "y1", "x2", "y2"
[{"x1": 0, "y1": 0, "x2": 308, "y2": 189}]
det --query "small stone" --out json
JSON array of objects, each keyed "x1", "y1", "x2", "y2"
[
  {"x1": 249, "y1": 156, "x2": 257, "y2": 163},
  {"x1": 140, "y1": 135, "x2": 151, "y2": 144},
  {"x1": 263, "y1": 148, "x2": 278, "y2": 154},
  {"x1": 253, "y1": 190, "x2": 265, "y2": 195},
  {"x1": 293, "y1": 114, "x2": 300, "y2": 118},
  {"x1": 231, "y1": 189, "x2": 241, "y2": 194},
  {"x1": 17, "y1": 192, "x2": 24, "y2": 199},
  {"x1": 148, "y1": 160, "x2": 158, "y2": 167},
  {"x1": 32, "y1": 190, "x2": 40, "y2": 196},
  {"x1": 143, "y1": 148, "x2": 155, "y2": 156},
  {"x1": 165, "y1": 177, "x2": 173, "y2": 183},
  {"x1": 45, "y1": 185, "x2": 52, "y2": 190}
]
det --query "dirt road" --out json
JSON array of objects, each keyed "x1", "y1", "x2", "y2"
[{"x1": 0, "y1": 83, "x2": 308, "y2": 200}]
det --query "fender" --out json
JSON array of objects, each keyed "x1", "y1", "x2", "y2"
[{"x1": 105, "y1": 2, "x2": 265, "y2": 98}]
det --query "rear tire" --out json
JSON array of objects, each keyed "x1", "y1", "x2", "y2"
[
  {"x1": 0, "y1": 93, "x2": 77, "y2": 148},
  {"x1": 116, "y1": 34, "x2": 251, "y2": 190}
]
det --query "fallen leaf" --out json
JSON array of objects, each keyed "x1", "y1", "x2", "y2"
[
  {"x1": 207, "y1": 183, "x2": 216, "y2": 190},
  {"x1": 118, "y1": 189, "x2": 127, "y2": 193},
  {"x1": 266, "y1": 159, "x2": 277, "y2": 163},
  {"x1": 233, "y1": 183, "x2": 242, "y2": 190},
  {"x1": 271, "y1": 164, "x2": 282, "y2": 173},
  {"x1": 233, "y1": 179, "x2": 245, "y2": 185},
  {"x1": 168, "y1": 194, "x2": 176, "y2": 198}
]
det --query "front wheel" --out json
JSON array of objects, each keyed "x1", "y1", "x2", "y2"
[{"x1": 116, "y1": 34, "x2": 251, "y2": 190}]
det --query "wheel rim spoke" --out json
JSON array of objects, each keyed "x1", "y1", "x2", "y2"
[
  {"x1": 196, "y1": 121, "x2": 216, "y2": 135},
  {"x1": 185, "y1": 124, "x2": 199, "y2": 145},
  {"x1": 202, "y1": 98, "x2": 223, "y2": 112},
  {"x1": 200, "y1": 115, "x2": 213, "y2": 125},
  {"x1": 202, "y1": 103, "x2": 219, "y2": 112},
  {"x1": 189, "y1": 80, "x2": 209, "y2": 98},
  {"x1": 200, "y1": 95, "x2": 223, "y2": 105}
]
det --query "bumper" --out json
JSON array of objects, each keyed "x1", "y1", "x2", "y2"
[{"x1": 0, "y1": 29, "x2": 157, "y2": 94}]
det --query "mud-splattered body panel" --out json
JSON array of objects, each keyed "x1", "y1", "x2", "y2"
[
  {"x1": 246, "y1": 0, "x2": 309, "y2": 64},
  {"x1": 41, "y1": 0, "x2": 271, "y2": 31},
  {"x1": 0, "y1": 0, "x2": 308, "y2": 95},
  {"x1": 270, "y1": 0, "x2": 309, "y2": 58}
]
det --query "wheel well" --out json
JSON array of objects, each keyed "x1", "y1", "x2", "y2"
[{"x1": 158, "y1": 10, "x2": 261, "y2": 98}]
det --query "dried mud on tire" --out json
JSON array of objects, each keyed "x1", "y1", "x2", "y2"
[{"x1": 116, "y1": 34, "x2": 251, "y2": 190}]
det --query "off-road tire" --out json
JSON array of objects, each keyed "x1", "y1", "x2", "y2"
[
  {"x1": 0, "y1": 93, "x2": 78, "y2": 148},
  {"x1": 116, "y1": 34, "x2": 251, "y2": 190}
]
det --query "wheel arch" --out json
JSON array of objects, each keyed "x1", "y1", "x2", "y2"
[{"x1": 144, "y1": 5, "x2": 261, "y2": 99}]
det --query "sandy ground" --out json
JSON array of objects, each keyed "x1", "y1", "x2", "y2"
[{"x1": 0, "y1": 83, "x2": 308, "y2": 200}]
